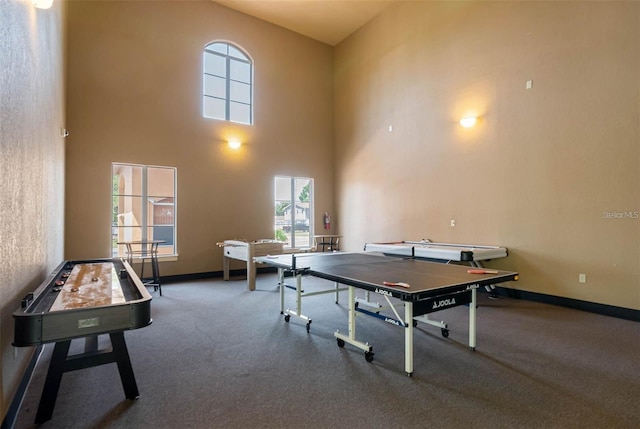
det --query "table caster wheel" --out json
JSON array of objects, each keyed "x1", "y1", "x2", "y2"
[
  {"x1": 365, "y1": 351, "x2": 375, "y2": 362},
  {"x1": 306, "y1": 321, "x2": 311, "y2": 332},
  {"x1": 284, "y1": 314, "x2": 290, "y2": 323},
  {"x1": 441, "y1": 328, "x2": 449, "y2": 338},
  {"x1": 337, "y1": 338, "x2": 345, "y2": 348},
  {"x1": 413, "y1": 320, "x2": 418, "y2": 328}
]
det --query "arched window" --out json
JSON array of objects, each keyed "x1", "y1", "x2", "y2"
[{"x1": 203, "y1": 41, "x2": 253, "y2": 125}]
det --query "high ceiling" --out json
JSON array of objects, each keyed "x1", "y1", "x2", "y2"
[{"x1": 214, "y1": 0, "x2": 396, "y2": 46}]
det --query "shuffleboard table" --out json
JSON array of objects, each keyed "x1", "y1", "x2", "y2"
[{"x1": 13, "y1": 258, "x2": 152, "y2": 423}]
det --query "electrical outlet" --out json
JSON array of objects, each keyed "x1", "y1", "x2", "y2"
[
  {"x1": 450, "y1": 219, "x2": 455, "y2": 227},
  {"x1": 579, "y1": 273, "x2": 586, "y2": 283}
]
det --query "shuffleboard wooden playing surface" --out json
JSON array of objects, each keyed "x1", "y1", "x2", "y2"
[{"x1": 49, "y1": 262, "x2": 126, "y2": 311}]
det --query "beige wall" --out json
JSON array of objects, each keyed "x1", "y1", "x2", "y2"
[
  {"x1": 64, "y1": 1, "x2": 334, "y2": 275},
  {"x1": 0, "y1": 0, "x2": 66, "y2": 419},
  {"x1": 334, "y1": 1, "x2": 639, "y2": 310}
]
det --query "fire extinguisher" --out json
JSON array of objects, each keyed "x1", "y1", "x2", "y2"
[{"x1": 323, "y1": 212, "x2": 331, "y2": 230}]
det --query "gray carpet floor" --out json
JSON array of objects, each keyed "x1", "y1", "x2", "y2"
[{"x1": 14, "y1": 273, "x2": 640, "y2": 429}]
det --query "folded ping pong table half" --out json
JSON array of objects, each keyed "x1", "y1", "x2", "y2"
[
  {"x1": 254, "y1": 252, "x2": 518, "y2": 376},
  {"x1": 363, "y1": 240, "x2": 508, "y2": 262},
  {"x1": 364, "y1": 240, "x2": 509, "y2": 297}
]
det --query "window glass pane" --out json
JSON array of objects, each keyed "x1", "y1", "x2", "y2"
[
  {"x1": 204, "y1": 52, "x2": 226, "y2": 77},
  {"x1": 295, "y1": 178, "x2": 311, "y2": 203},
  {"x1": 203, "y1": 42, "x2": 252, "y2": 124},
  {"x1": 148, "y1": 199, "x2": 174, "y2": 227},
  {"x1": 274, "y1": 176, "x2": 290, "y2": 242},
  {"x1": 150, "y1": 225, "x2": 174, "y2": 245},
  {"x1": 203, "y1": 74, "x2": 226, "y2": 98},
  {"x1": 115, "y1": 196, "x2": 143, "y2": 227},
  {"x1": 229, "y1": 101, "x2": 251, "y2": 124},
  {"x1": 146, "y1": 226, "x2": 175, "y2": 256},
  {"x1": 114, "y1": 237, "x2": 125, "y2": 258},
  {"x1": 275, "y1": 176, "x2": 291, "y2": 200},
  {"x1": 147, "y1": 167, "x2": 175, "y2": 197},
  {"x1": 294, "y1": 178, "x2": 312, "y2": 247},
  {"x1": 206, "y1": 42, "x2": 227, "y2": 55},
  {"x1": 113, "y1": 226, "x2": 143, "y2": 257},
  {"x1": 112, "y1": 163, "x2": 177, "y2": 258},
  {"x1": 113, "y1": 164, "x2": 143, "y2": 196},
  {"x1": 203, "y1": 96, "x2": 226, "y2": 120},
  {"x1": 230, "y1": 81, "x2": 250, "y2": 104},
  {"x1": 274, "y1": 176, "x2": 313, "y2": 248},
  {"x1": 230, "y1": 59, "x2": 250, "y2": 83},
  {"x1": 115, "y1": 226, "x2": 143, "y2": 241},
  {"x1": 228, "y1": 45, "x2": 247, "y2": 60}
]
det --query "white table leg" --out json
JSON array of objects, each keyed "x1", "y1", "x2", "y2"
[
  {"x1": 405, "y1": 301, "x2": 414, "y2": 376},
  {"x1": 348, "y1": 286, "x2": 356, "y2": 339},
  {"x1": 295, "y1": 273, "x2": 302, "y2": 316},
  {"x1": 335, "y1": 286, "x2": 372, "y2": 355},
  {"x1": 469, "y1": 287, "x2": 477, "y2": 350},
  {"x1": 247, "y1": 245, "x2": 256, "y2": 291},
  {"x1": 223, "y1": 255, "x2": 230, "y2": 281},
  {"x1": 278, "y1": 268, "x2": 285, "y2": 314}
]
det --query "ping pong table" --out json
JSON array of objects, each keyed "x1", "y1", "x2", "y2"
[{"x1": 254, "y1": 252, "x2": 518, "y2": 376}]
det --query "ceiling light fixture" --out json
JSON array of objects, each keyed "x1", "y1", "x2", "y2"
[
  {"x1": 459, "y1": 117, "x2": 477, "y2": 128},
  {"x1": 33, "y1": 0, "x2": 54, "y2": 9}
]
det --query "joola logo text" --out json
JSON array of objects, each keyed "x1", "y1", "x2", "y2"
[
  {"x1": 432, "y1": 298, "x2": 456, "y2": 310},
  {"x1": 375, "y1": 288, "x2": 393, "y2": 296},
  {"x1": 384, "y1": 317, "x2": 402, "y2": 326}
]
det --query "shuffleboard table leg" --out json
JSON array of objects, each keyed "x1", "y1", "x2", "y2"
[
  {"x1": 35, "y1": 340, "x2": 71, "y2": 424},
  {"x1": 110, "y1": 332, "x2": 140, "y2": 400}
]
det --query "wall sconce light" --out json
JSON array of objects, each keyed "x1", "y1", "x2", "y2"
[
  {"x1": 33, "y1": 0, "x2": 54, "y2": 9},
  {"x1": 228, "y1": 140, "x2": 242, "y2": 150},
  {"x1": 459, "y1": 117, "x2": 477, "y2": 128}
]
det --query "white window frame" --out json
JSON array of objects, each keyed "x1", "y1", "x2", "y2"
[
  {"x1": 203, "y1": 41, "x2": 253, "y2": 124},
  {"x1": 275, "y1": 176, "x2": 314, "y2": 249},
  {"x1": 112, "y1": 163, "x2": 177, "y2": 258}
]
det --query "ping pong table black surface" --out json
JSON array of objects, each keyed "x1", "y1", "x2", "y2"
[{"x1": 255, "y1": 252, "x2": 518, "y2": 376}]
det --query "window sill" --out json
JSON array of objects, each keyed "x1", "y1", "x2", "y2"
[
  {"x1": 126, "y1": 255, "x2": 178, "y2": 263},
  {"x1": 284, "y1": 248, "x2": 313, "y2": 254}
]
